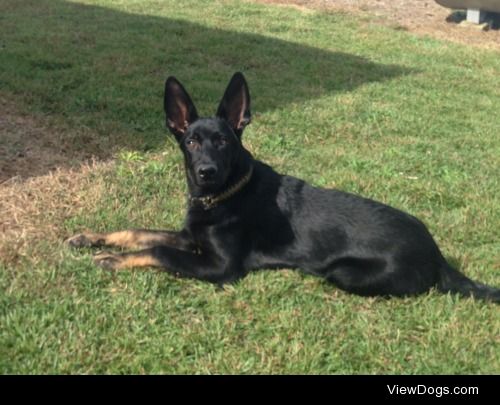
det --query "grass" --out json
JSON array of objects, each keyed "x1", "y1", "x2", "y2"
[{"x1": 0, "y1": 0, "x2": 499, "y2": 374}]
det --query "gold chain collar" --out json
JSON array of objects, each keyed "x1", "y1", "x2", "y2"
[{"x1": 189, "y1": 165, "x2": 254, "y2": 210}]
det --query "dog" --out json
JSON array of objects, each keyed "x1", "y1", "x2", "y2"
[{"x1": 67, "y1": 72, "x2": 499, "y2": 302}]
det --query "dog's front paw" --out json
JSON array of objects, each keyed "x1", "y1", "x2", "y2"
[
  {"x1": 66, "y1": 233, "x2": 103, "y2": 248},
  {"x1": 93, "y1": 252, "x2": 122, "y2": 270}
]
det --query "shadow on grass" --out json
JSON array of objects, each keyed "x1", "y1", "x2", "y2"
[{"x1": 1, "y1": 0, "x2": 413, "y2": 178}]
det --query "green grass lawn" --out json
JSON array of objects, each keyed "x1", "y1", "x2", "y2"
[{"x1": 0, "y1": 0, "x2": 499, "y2": 374}]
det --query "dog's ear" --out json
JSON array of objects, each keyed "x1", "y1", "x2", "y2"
[
  {"x1": 164, "y1": 76, "x2": 199, "y2": 140},
  {"x1": 216, "y1": 72, "x2": 251, "y2": 138}
]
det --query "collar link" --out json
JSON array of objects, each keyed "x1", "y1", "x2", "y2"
[{"x1": 189, "y1": 165, "x2": 253, "y2": 210}]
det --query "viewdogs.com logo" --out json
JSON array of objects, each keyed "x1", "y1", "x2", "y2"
[{"x1": 387, "y1": 385, "x2": 478, "y2": 398}]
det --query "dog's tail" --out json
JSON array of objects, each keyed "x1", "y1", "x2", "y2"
[{"x1": 437, "y1": 264, "x2": 500, "y2": 303}]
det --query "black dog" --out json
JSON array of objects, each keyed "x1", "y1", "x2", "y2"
[{"x1": 68, "y1": 72, "x2": 499, "y2": 302}]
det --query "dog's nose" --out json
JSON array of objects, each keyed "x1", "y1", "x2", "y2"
[{"x1": 198, "y1": 165, "x2": 217, "y2": 180}]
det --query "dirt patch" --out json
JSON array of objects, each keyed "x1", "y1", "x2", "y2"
[
  {"x1": 257, "y1": 0, "x2": 500, "y2": 50},
  {"x1": 0, "y1": 97, "x2": 104, "y2": 183},
  {"x1": 0, "y1": 97, "x2": 114, "y2": 265}
]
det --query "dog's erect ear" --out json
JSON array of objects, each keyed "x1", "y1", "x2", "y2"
[
  {"x1": 164, "y1": 76, "x2": 199, "y2": 140},
  {"x1": 216, "y1": 72, "x2": 251, "y2": 138}
]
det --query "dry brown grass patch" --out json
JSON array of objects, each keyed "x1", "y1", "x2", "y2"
[
  {"x1": 0, "y1": 161, "x2": 113, "y2": 267},
  {"x1": 0, "y1": 99, "x2": 111, "y2": 267},
  {"x1": 0, "y1": 95, "x2": 117, "y2": 267}
]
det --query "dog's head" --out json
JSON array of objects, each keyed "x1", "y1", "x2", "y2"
[{"x1": 164, "y1": 72, "x2": 251, "y2": 193}]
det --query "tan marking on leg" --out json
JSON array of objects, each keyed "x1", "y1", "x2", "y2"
[
  {"x1": 101, "y1": 230, "x2": 179, "y2": 249},
  {"x1": 68, "y1": 230, "x2": 179, "y2": 249},
  {"x1": 118, "y1": 254, "x2": 163, "y2": 269},
  {"x1": 93, "y1": 251, "x2": 162, "y2": 271},
  {"x1": 103, "y1": 231, "x2": 140, "y2": 249}
]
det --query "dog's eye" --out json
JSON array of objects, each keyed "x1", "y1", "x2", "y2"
[
  {"x1": 218, "y1": 137, "x2": 228, "y2": 146},
  {"x1": 186, "y1": 139, "x2": 199, "y2": 148}
]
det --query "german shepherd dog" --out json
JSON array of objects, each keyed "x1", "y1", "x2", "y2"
[{"x1": 67, "y1": 72, "x2": 499, "y2": 302}]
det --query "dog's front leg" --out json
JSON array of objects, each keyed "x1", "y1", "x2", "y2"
[
  {"x1": 66, "y1": 229, "x2": 195, "y2": 251},
  {"x1": 93, "y1": 246, "x2": 237, "y2": 284}
]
